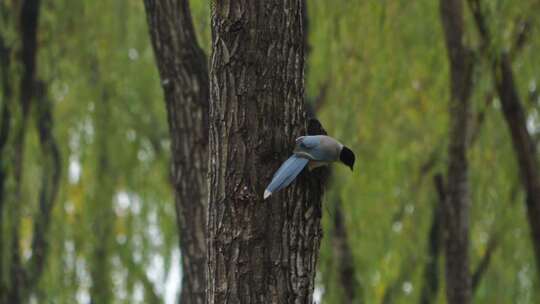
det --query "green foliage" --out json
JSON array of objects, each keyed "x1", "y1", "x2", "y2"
[
  {"x1": 1, "y1": 0, "x2": 539, "y2": 302},
  {"x1": 0, "y1": 0, "x2": 188, "y2": 302},
  {"x1": 308, "y1": 0, "x2": 540, "y2": 303}
]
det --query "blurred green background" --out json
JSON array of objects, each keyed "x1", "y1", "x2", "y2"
[{"x1": 1, "y1": 0, "x2": 539, "y2": 303}]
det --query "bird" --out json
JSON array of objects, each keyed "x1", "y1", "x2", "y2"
[{"x1": 263, "y1": 135, "x2": 355, "y2": 199}]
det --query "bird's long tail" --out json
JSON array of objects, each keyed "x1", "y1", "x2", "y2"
[{"x1": 264, "y1": 155, "x2": 309, "y2": 199}]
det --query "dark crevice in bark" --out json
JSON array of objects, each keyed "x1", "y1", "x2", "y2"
[
  {"x1": 207, "y1": 1, "x2": 325, "y2": 303},
  {"x1": 467, "y1": 0, "x2": 540, "y2": 279},
  {"x1": 143, "y1": 1, "x2": 209, "y2": 303},
  {"x1": 439, "y1": 0, "x2": 474, "y2": 303}
]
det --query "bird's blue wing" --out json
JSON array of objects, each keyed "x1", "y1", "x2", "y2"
[
  {"x1": 295, "y1": 136, "x2": 335, "y2": 161},
  {"x1": 296, "y1": 136, "x2": 320, "y2": 149},
  {"x1": 264, "y1": 155, "x2": 309, "y2": 198}
]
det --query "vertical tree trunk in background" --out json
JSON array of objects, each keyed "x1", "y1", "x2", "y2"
[
  {"x1": 467, "y1": 0, "x2": 540, "y2": 281},
  {"x1": 419, "y1": 174, "x2": 444, "y2": 304},
  {"x1": 495, "y1": 56, "x2": 540, "y2": 277},
  {"x1": 439, "y1": 0, "x2": 473, "y2": 303},
  {"x1": 0, "y1": 0, "x2": 43, "y2": 302},
  {"x1": 89, "y1": 87, "x2": 115, "y2": 304},
  {"x1": 207, "y1": 1, "x2": 325, "y2": 303},
  {"x1": 332, "y1": 198, "x2": 361, "y2": 304},
  {"x1": 15, "y1": 0, "x2": 40, "y2": 189},
  {"x1": 22, "y1": 80, "x2": 62, "y2": 302},
  {"x1": 143, "y1": 1, "x2": 209, "y2": 303},
  {"x1": 302, "y1": 2, "x2": 359, "y2": 301},
  {"x1": 13, "y1": 1, "x2": 42, "y2": 301},
  {"x1": 0, "y1": 8, "x2": 12, "y2": 221},
  {"x1": 0, "y1": 20, "x2": 12, "y2": 304}
]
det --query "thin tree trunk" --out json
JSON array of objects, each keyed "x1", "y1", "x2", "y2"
[
  {"x1": 471, "y1": 233, "x2": 498, "y2": 292},
  {"x1": 13, "y1": 0, "x2": 40, "y2": 202},
  {"x1": 419, "y1": 174, "x2": 444, "y2": 304},
  {"x1": 0, "y1": 0, "x2": 42, "y2": 302},
  {"x1": 0, "y1": 2, "x2": 60, "y2": 300},
  {"x1": 207, "y1": 1, "x2": 325, "y2": 303},
  {"x1": 22, "y1": 80, "x2": 62, "y2": 301},
  {"x1": 494, "y1": 56, "x2": 540, "y2": 275},
  {"x1": 89, "y1": 87, "x2": 115, "y2": 304},
  {"x1": 467, "y1": 0, "x2": 540, "y2": 280},
  {"x1": 0, "y1": 19, "x2": 12, "y2": 303},
  {"x1": 439, "y1": 0, "x2": 474, "y2": 303},
  {"x1": 332, "y1": 198, "x2": 362, "y2": 304},
  {"x1": 143, "y1": 1, "x2": 209, "y2": 303},
  {"x1": 0, "y1": 16, "x2": 11, "y2": 220},
  {"x1": 302, "y1": 5, "x2": 358, "y2": 299}
]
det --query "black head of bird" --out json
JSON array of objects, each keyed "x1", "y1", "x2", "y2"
[{"x1": 340, "y1": 146, "x2": 355, "y2": 171}]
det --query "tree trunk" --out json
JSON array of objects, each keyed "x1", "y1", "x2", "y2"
[
  {"x1": 0, "y1": 17, "x2": 12, "y2": 303},
  {"x1": 22, "y1": 80, "x2": 62, "y2": 302},
  {"x1": 0, "y1": 0, "x2": 43, "y2": 302},
  {"x1": 143, "y1": 1, "x2": 209, "y2": 303},
  {"x1": 495, "y1": 55, "x2": 540, "y2": 277},
  {"x1": 439, "y1": 0, "x2": 473, "y2": 303},
  {"x1": 467, "y1": 0, "x2": 540, "y2": 282},
  {"x1": 207, "y1": 1, "x2": 325, "y2": 303},
  {"x1": 89, "y1": 87, "x2": 115, "y2": 304},
  {"x1": 419, "y1": 174, "x2": 444, "y2": 304},
  {"x1": 331, "y1": 198, "x2": 361, "y2": 304}
]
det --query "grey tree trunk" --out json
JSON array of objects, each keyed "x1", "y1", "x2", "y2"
[
  {"x1": 143, "y1": 1, "x2": 209, "y2": 303},
  {"x1": 207, "y1": 1, "x2": 325, "y2": 303},
  {"x1": 439, "y1": 0, "x2": 473, "y2": 303}
]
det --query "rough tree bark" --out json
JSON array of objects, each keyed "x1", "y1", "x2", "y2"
[
  {"x1": 439, "y1": 0, "x2": 474, "y2": 303},
  {"x1": 143, "y1": 1, "x2": 209, "y2": 303},
  {"x1": 467, "y1": 0, "x2": 540, "y2": 279},
  {"x1": 207, "y1": 1, "x2": 325, "y2": 303}
]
